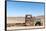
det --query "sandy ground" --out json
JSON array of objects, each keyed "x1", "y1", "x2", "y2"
[
  {"x1": 7, "y1": 16, "x2": 45, "y2": 31},
  {"x1": 7, "y1": 26, "x2": 45, "y2": 31}
]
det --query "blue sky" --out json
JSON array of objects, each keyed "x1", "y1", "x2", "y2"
[{"x1": 7, "y1": 1, "x2": 44, "y2": 17}]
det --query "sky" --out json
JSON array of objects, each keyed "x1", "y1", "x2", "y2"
[{"x1": 7, "y1": 1, "x2": 45, "y2": 17}]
